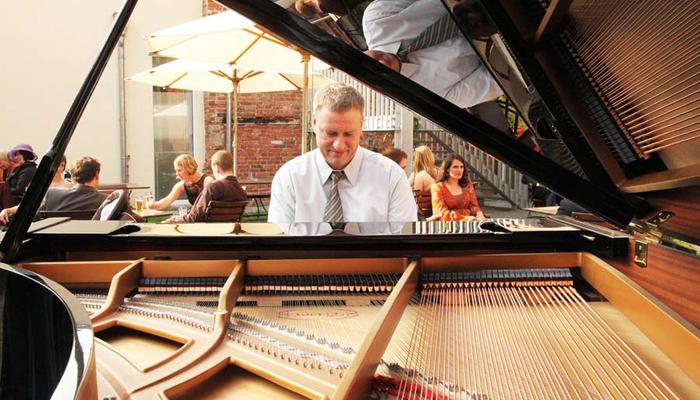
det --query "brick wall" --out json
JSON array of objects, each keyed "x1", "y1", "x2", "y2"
[
  {"x1": 202, "y1": 1, "x2": 304, "y2": 196},
  {"x1": 202, "y1": 2, "x2": 396, "y2": 195}
]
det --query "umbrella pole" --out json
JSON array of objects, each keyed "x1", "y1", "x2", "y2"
[
  {"x1": 232, "y1": 81, "x2": 239, "y2": 176},
  {"x1": 301, "y1": 54, "x2": 309, "y2": 154},
  {"x1": 226, "y1": 91, "x2": 232, "y2": 154}
]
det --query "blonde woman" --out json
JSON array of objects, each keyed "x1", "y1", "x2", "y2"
[
  {"x1": 0, "y1": 150, "x2": 11, "y2": 182},
  {"x1": 147, "y1": 154, "x2": 213, "y2": 210},
  {"x1": 408, "y1": 146, "x2": 439, "y2": 192}
]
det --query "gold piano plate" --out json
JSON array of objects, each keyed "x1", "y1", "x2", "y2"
[{"x1": 18, "y1": 254, "x2": 699, "y2": 400}]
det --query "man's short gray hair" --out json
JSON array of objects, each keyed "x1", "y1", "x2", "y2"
[{"x1": 313, "y1": 83, "x2": 365, "y2": 114}]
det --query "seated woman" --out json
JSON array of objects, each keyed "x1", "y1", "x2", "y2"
[
  {"x1": 0, "y1": 150, "x2": 12, "y2": 182},
  {"x1": 408, "y1": 145, "x2": 438, "y2": 192},
  {"x1": 147, "y1": 154, "x2": 213, "y2": 210},
  {"x1": 6, "y1": 144, "x2": 38, "y2": 206},
  {"x1": 431, "y1": 153, "x2": 485, "y2": 221}
]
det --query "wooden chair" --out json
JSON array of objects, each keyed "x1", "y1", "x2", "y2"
[
  {"x1": 40, "y1": 209, "x2": 97, "y2": 220},
  {"x1": 204, "y1": 199, "x2": 248, "y2": 222},
  {"x1": 413, "y1": 190, "x2": 434, "y2": 220}
]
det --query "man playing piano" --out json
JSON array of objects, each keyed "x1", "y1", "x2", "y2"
[{"x1": 268, "y1": 83, "x2": 416, "y2": 226}]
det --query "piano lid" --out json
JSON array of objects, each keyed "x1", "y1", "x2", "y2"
[
  {"x1": 217, "y1": 0, "x2": 699, "y2": 224},
  {"x1": 2, "y1": 0, "x2": 698, "y2": 262}
]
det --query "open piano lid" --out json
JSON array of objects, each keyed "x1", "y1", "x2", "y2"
[
  {"x1": 218, "y1": 0, "x2": 699, "y2": 232},
  {"x1": 2, "y1": 0, "x2": 698, "y2": 262}
]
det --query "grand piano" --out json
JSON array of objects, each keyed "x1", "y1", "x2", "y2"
[{"x1": 0, "y1": 0, "x2": 698, "y2": 399}]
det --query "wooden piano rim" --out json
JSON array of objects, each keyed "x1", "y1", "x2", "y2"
[
  {"x1": 22, "y1": 253, "x2": 700, "y2": 399},
  {"x1": 619, "y1": 163, "x2": 700, "y2": 193}
]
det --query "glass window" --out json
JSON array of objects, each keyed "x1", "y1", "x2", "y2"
[{"x1": 152, "y1": 58, "x2": 194, "y2": 199}]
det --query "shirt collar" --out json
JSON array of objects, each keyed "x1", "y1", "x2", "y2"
[
  {"x1": 314, "y1": 147, "x2": 365, "y2": 186},
  {"x1": 74, "y1": 184, "x2": 97, "y2": 192}
]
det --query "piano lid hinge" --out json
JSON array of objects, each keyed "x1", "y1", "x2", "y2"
[
  {"x1": 630, "y1": 211, "x2": 672, "y2": 268},
  {"x1": 629, "y1": 210, "x2": 673, "y2": 242},
  {"x1": 633, "y1": 240, "x2": 649, "y2": 268},
  {"x1": 630, "y1": 210, "x2": 700, "y2": 266},
  {"x1": 646, "y1": 210, "x2": 674, "y2": 227}
]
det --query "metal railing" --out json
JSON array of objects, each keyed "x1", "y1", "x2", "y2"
[
  {"x1": 323, "y1": 69, "x2": 397, "y2": 131},
  {"x1": 417, "y1": 120, "x2": 529, "y2": 209},
  {"x1": 322, "y1": 69, "x2": 529, "y2": 208}
]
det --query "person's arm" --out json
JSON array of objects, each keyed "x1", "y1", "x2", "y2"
[
  {"x1": 168, "y1": 184, "x2": 212, "y2": 223},
  {"x1": 388, "y1": 167, "x2": 417, "y2": 222},
  {"x1": 202, "y1": 175, "x2": 215, "y2": 187},
  {"x1": 443, "y1": 63, "x2": 503, "y2": 108},
  {"x1": 363, "y1": 0, "x2": 447, "y2": 53},
  {"x1": 148, "y1": 181, "x2": 185, "y2": 210},
  {"x1": 267, "y1": 169, "x2": 296, "y2": 225},
  {"x1": 414, "y1": 170, "x2": 435, "y2": 192},
  {"x1": 431, "y1": 183, "x2": 458, "y2": 221},
  {"x1": 0, "y1": 205, "x2": 18, "y2": 225},
  {"x1": 465, "y1": 180, "x2": 484, "y2": 219}
]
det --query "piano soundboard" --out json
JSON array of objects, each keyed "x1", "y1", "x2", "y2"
[{"x1": 19, "y1": 254, "x2": 699, "y2": 399}]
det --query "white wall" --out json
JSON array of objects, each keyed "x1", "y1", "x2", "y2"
[{"x1": 0, "y1": 0, "x2": 203, "y2": 190}]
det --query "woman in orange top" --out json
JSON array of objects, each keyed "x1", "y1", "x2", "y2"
[{"x1": 431, "y1": 153, "x2": 485, "y2": 221}]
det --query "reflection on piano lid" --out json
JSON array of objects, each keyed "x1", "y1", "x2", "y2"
[{"x1": 217, "y1": 0, "x2": 699, "y2": 238}]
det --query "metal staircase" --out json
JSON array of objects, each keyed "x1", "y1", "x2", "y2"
[
  {"x1": 415, "y1": 128, "x2": 530, "y2": 209},
  {"x1": 323, "y1": 69, "x2": 530, "y2": 209}
]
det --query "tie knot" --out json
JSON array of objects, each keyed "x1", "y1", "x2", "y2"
[{"x1": 330, "y1": 170, "x2": 345, "y2": 182}]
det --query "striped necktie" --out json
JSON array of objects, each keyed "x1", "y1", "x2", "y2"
[
  {"x1": 397, "y1": 13, "x2": 461, "y2": 61},
  {"x1": 324, "y1": 171, "x2": 345, "y2": 223}
]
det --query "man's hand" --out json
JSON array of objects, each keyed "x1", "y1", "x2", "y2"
[
  {"x1": 364, "y1": 50, "x2": 401, "y2": 72},
  {"x1": 0, "y1": 208, "x2": 11, "y2": 225}
]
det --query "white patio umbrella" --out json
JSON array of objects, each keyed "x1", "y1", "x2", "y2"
[
  {"x1": 145, "y1": 11, "x2": 331, "y2": 153},
  {"x1": 127, "y1": 59, "x2": 334, "y2": 175}
]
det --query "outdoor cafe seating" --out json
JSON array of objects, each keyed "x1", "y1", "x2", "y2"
[{"x1": 204, "y1": 199, "x2": 249, "y2": 222}]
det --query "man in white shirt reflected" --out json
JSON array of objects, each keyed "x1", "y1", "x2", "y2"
[{"x1": 268, "y1": 83, "x2": 417, "y2": 229}]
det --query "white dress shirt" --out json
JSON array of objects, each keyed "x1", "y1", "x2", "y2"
[
  {"x1": 268, "y1": 147, "x2": 417, "y2": 225},
  {"x1": 363, "y1": 0, "x2": 502, "y2": 108}
]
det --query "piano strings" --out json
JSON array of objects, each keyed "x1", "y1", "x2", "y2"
[
  {"x1": 564, "y1": 0, "x2": 700, "y2": 157},
  {"x1": 227, "y1": 274, "x2": 401, "y2": 377},
  {"x1": 66, "y1": 266, "x2": 685, "y2": 398},
  {"x1": 375, "y1": 269, "x2": 679, "y2": 400}
]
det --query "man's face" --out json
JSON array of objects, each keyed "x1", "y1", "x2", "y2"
[
  {"x1": 314, "y1": 106, "x2": 363, "y2": 170},
  {"x1": 399, "y1": 157, "x2": 408, "y2": 171}
]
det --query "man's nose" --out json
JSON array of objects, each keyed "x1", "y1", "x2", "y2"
[{"x1": 332, "y1": 138, "x2": 346, "y2": 150}]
